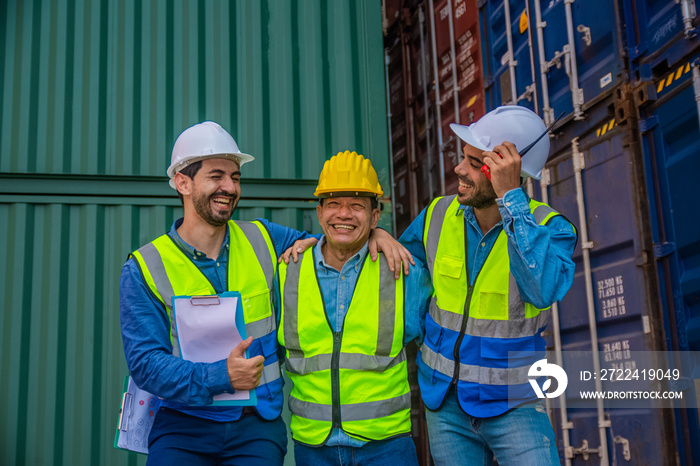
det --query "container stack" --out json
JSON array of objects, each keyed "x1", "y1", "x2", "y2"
[{"x1": 384, "y1": 0, "x2": 700, "y2": 464}]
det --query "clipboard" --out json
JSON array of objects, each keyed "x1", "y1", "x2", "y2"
[
  {"x1": 114, "y1": 375, "x2": 160, "y2": 454},
  {"x1": 171, "y1": 291, "x2": 257, "y2": 406}
]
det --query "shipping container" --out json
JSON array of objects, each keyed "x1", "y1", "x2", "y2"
[
  {"x1": 430, "y1": 0, "x2": 485, "y2": 198},
  {"x1": 480, "y1": 0, "x2": 626, "y2": 124},
  {"x1": 621, "y1": 0, "x2": 699, "y2": 82},
  {"x1": 384, "y1": 0, "x2": 700, "y2": 464},
  {"x1": 531, "y1": 85, "x2": 680, "y2": 465},
  {"x1": 383, "y1": 3, "x2": 436, "y2": 460},
  {"x1": 385, "y1": 0, "x2": 442, "y2": 235},
  {"x1": 0, "y1": 1, "x2": 390, "y2": 465},
  {"x1": 630, "y1": 17, "x2": 700, "y2": 465}
]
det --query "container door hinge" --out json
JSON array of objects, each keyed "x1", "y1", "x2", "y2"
[
  {"x1": 653, "y1": 242, "x2": 676, "y2": 258},
  {"x1": 613, "y1": 435, "x2": 632, "y2": 461},
  {"x1": 639, "y1": 115, "x2": 659, "y2": 133}
]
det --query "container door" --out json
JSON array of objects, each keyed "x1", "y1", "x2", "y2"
[
  {"x1": 535, "y1": 0, "x2": 623, "y2": 120},
  {"x1": 622, "y1": 0, "x2": 700, "y2": 82},
  {"x1": 637, "y1": 57, "x2": 700, "y2": 465},
  {"x1": 535, "y1": 96, "x2": 679, "y2": 464},
  {"x1": 479, "y1": 0, "x2": 539, "y2": 111}
]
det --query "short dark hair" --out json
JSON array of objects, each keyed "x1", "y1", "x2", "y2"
[
  {"x1": 176, "y1": 160, "x2": 203, "y2": 203},
  {"x1": 319, "y1": 196, "x2": 378, "y2": 210}
]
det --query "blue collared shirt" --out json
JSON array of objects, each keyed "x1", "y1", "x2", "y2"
[
  {"x1": 277, "y1": 238, "x2": 432, "y2": 446},
  {"x1": 399, "y1": 188, "x2": 577, "y2": 308},
  {"x1": 119, "y1": 218, "x2": 317, "y2": 422}
]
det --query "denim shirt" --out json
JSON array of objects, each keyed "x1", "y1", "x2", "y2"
[
  {"x1": 119, "y1": 218, "x2": 317, "y2": 422},
  {"x1": 399, "y1": 188, "x2": 577, "y2": 308},
  {"x1": 276, "y1": 238, "x2": 432, "y2": 447}
]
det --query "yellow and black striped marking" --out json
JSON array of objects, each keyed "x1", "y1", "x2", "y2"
[
  {"x1": 596, "y1": 119, "x2": 616, "y2": 137},
  {"x1": 656, "y1": 62, "x2": 691, "y2": 95}
]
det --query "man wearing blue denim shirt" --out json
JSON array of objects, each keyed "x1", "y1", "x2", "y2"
[
  {"x1": 120, "y1": 124, "x2": 409, "y2": 465},
  {"x1": 276, "y1": 151, "x2": 431, "y2": 465},
  {"x1": 399, "y1": 107, "x2": 577, "y2": 465}
]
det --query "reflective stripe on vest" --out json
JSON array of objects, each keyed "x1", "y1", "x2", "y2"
[
  {"x1": 420, "y1": 345, "x2": 530, "y2": 385},
  {"x1": 278, "y1": 250, "x2": 411, "y2": 445},
  {"x1": 131, "y1": 220, "x2": 281, "y2": 392}
]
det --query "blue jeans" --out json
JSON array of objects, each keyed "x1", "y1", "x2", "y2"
[
  {"x1": 425, "y1": 390, "x2": 560, "y2": 466},
  {"x1": 147, "y1": 407, "x2": 287, "y2": 465},
  {"x1": 294, "y1": 435, "x2": 418, "y2": 466}
]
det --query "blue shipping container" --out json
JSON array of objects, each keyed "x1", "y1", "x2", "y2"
[
  {"x1": 479, "y1": 0, "x2": 625, "y2": 122},
  {"x1": 636, "y1": 48, "x2": 700, "y2": 466}
]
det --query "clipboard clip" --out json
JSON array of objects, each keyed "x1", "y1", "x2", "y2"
[{"x1": 190, "y1": 295, "x2": 220, "y2": 306}]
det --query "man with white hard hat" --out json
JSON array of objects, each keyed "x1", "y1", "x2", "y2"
[
  {"x1": 399, "y1": 106, "x2": 578, "y2": 465},
  {"x1": 119, "y1": 122, "x2": 410, "y2": 465}
]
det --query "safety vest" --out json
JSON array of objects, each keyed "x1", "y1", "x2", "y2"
[
  {"x1": 418, "y1": 195, "x2": 571, "y2": 417},
  {"x1": 278, "y1": 250, "x2": 411, "y2": 446},
  {"x1": 130, "y1": 220, "x2": 283, "y2": 420}
]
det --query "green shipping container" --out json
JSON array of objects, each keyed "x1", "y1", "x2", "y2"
[{"x1": 0, "y1": 1, "x2": 390, "y2": 464}]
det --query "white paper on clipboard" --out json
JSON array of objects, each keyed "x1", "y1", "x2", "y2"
[{"x1": 172, "y1": 294, "x2": 251, "y2": 404}]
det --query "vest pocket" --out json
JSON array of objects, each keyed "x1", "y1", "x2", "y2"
[
  {"x1": 435, "y1": 255, "x2": 463, "y2": 279},
  {"x1": 435, "y1": 255, "x2": 466, "y2": 313},
  {"x1": 242, "y1": 289, "x2": 273, "y2": 324}
]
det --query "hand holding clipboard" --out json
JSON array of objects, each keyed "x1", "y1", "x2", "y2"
[{"x1": 172, "y1": 292, "x2": 258, "y2": 406}]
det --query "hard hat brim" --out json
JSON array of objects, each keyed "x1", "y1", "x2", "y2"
[
  {"x1": 315, "y1": 190, "x2": 382, "y2": 199},
  {"x1": 167, "y1": 152, "x2": 254, "y2": 189},
  {"x1": 450, "y1": 123, "x2": 489, "y2": 152}
]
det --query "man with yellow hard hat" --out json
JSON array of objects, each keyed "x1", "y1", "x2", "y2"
[
  {"x1": 276, "y1": 150, "x2": 432, "y2": 465},
  {"x1": 120, "y1": 122, "x2": 413, "y2": 465}
]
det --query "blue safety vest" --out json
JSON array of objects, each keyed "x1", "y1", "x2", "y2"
[{"x1": 417, "y1": 195, "x2": 570, "y2": 417}]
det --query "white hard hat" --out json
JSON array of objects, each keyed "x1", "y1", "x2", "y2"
[
  {"x1": 167, "y1": 121, "x2": 254, "y2": 189},
  {"x1": 450, "y1": 105, "x2": 549, "y2": 180}
]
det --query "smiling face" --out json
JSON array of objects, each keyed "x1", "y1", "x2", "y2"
[
  {"x1": 317, "y1": 196, "x2": 380, "y2": 256},
  {"x1": 454, "y1": 143, "x2": 498, "y2": 209},
  {"x1": 187, "y1": 158, "x2": 241, "y2": 227}
]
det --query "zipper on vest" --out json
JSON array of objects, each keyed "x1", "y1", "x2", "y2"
[
  {"x1": 331, "y1": 331, "x2": 342, "y2": 429},
  {"x1": 450, "y1": 284, "x2": 474, "y2": 387},
  {"x1": 451, "y1": 214, "x2": 473, "y2": 387}
]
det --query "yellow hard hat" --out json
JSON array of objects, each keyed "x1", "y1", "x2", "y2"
[{"x1": 314, "y1": 151, "x2": 384, "y2": 198}]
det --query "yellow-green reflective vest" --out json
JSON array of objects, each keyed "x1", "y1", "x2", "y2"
[
  {"x1": 131, "y1": 220, "x2": 283, "y2": 419},
  {"x1": 423, "y1": 195, "x2": 562, "y2": 336},
  {"x1": 278, "y1": 250, "x2": 411, "y2": 446},
  {"x1": 418, "y1": 195, "x2": 571, "y2": 416}
]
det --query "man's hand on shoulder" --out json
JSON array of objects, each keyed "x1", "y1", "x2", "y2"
[
  {"x1": 279, "y1": 237, "x2": 319, "y2": 264},
  {"x1": 368, "y1": 228, "x2": 415, "y2": 279}
]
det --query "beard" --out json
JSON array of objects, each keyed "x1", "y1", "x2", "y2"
[
  {"x1": 192, "y1": 189, "x2": 238, "y2": 227},
  {"x1": 458, "y1": 179, "x2": 498, "y2": 209}
]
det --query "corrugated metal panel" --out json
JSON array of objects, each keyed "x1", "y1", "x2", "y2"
[
  {"x1": 0, "y1": 0, "x2": 389, "y2": 188},
  {"x1": 0, "y1": 199, "x2": 321, "y2": 466},
  {"x1": 0, "y1": 0, "x2": 389, "y2": 464}
]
